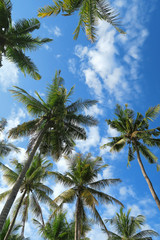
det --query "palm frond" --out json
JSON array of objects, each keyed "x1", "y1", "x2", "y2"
[
  {"x1": 6, "y1": 47, "x2": 41, "y2": 80},
  {"x1": 89, "y1": 178, "x2": 121, "y2": 190},
  {"x1": 38, "y1": 2, "x2": 63, "y2": 17},
  {"x1": 127, "y1": 145, "x2": 135, "y2": 166},
  {"x1": 8, "y1": 119, "x2": 40, "y2": 138},
  {"x1": 145, "y1": 105, "x2": 160, "y2": 121},
  {"x1": 14, "y1": 18, "x2": 40, "y2": 34},
  {"x1": 133, "y1": 230, "x2": 159, "y2": 238},
  {"x1": 86, "y1": 187, "x2": 123, "y2": 206},
  {"x1": 0, "y1": 190, "x2": 11, "y2": 201},
  {"x1": 137, "y1": 142, "x2": 158, "y2": 164}
]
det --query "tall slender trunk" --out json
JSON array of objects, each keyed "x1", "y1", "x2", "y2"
[
  {"x1": 0, "y1": 125, "x2": 49, "y2": 231},
  {"x1": 75, "y1": 194, "x2": 81, "y2": 240},
  {"x1": 4, "y1": 190, "x2": 27, "y2": 240},
  {"x1": 134, "y1": 143, "x2": 160, "y2": 210}
]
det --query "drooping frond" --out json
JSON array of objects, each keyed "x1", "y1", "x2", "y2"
[
  {"x1": 8, "y1": 119, "x2": 40, "y2": 139},
  {"x1": 6, "y1": 48, "x2": 41, "y2": 80},
  {"x1": 127, "y1": 145, "x2": 135, "y2": 166},
  {"x1": 86, "y1": 187, "x2": 123, "y2": 206},
  {"x1": 53, "y1": 188, "x2": 76, "y2": 204},
  {"x1": 14, "y1": 18, "x2": 40, "y2": 34},
  {"x1": 137, "y1": 142, "x2": 158, "y2": 164},
  {"x1": 145, "y1": 105, "x2": 160, "y2": 121},
  {"x1": 133, "y1": 230, "x2": 159, "y2": 239},
  {"x1": 89, "y1": 178, "x2": 121, "y2": 190}
]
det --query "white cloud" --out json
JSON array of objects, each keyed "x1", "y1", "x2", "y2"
[
  {"x1": 0, "y1": 57, "x2": 19, "y2": 91},
  {"x1": 74, "y1": 0, "x2": 152, "y2": 104},
  {"x1": 43, "y1": 23, "x2": 62, "y2": 37},
  {"x1": 84, "y1": 104, "x2": 103, "y2": 117},
  {"x1": 107, "y1": 126, "x2": 119, "y2": 137},
  {"x1": 52, "y1": 182, "x2": 66, "y2": 199},
  {"x1": 87, "y1": 225, "x2": 107, "y2": 240},
  {"x1": 43, "y1": 44, "x2": 50, "y2": 50},
  {"x1": 103, "y1": 166, "x2": 114, "y2": 179},
  {"x1": 119, "y1": 186, "x2": 136, "y2": 200},
  {"x1": 56, "y1": 54, "x2": 61, "y2": 58},
  {"x1": 56, "y1": 156, "x2": 69, "y2": 173},
  {"x1": 5, "y1": 108, "x2": 27, "y2": 142},
  {"x1": 68, "y1": 58, "x2": 76, "y2": 74},
  {"x1": 83, "y1": 69, "x2": 103, "y2": 99},
  {"x1": 53, "y1": 26, "x2": 62, "y2": 37},
  {"x1": 76, "y1": 126, "x2": 100, "y2": 153}
]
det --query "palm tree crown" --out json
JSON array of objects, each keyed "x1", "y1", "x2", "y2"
[
  {"x1": 0, "y1": 0, "x2": 52, "y2": 80},
  {"x1": 101, "y1": 104, "x2": 160, "y2": 210},
  {"x1": 0, "y1": 70, "x2": 98, "y2": 231},
  {"x1": 38, "y1": 0, "x2": 125, "y2": 42},
  {"x1": 0, "y1": 154, "x2": 54, "y2": 238},
  {"x1": 105, "y1": 207, "x2": 159, "y2": 240},
  {"x1": 34, "y1": 211, "x2": 74, "y2": 240},
  {"x1": 0, "y1": 218, "x2": 26, "y2": 240},
  {"x1": 50, "y1": 153, "x2": 123, "y2": 240}
]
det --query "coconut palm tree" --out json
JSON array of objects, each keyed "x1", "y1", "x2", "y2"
[
  {"x1": 38, "y1": 0, "x2": 125, "y2": 42},
  {"x1": 0, "y1": 0, "x2": 52, "y2": 80},
  {"x1": 0, "y1": 70, "x2": 98, "y2": 231},
  {"x1": 34, "y1": 211, "x2": 91, "y2": 240},
  {"x1": 0, "y1": 218, "x2": 26, "y2": 240},
  {"x1": 50, "y1": 153, "x2": 123, "y2": 240},
  {"x1": 0, "y1": 154, "x2": 54, "y2": 239},
  {"x1": 34, "y1": 211, "x2": 74, "y2": 240},
  {"x1": 101, "y1": 104, "x2": 160, "y2": 210},
  {"x1": 104, "y1": 207, "x2": 159, "y2": 239},
  {"x1": 0, "y1": 118, "x2": 19, "y2": 158}
]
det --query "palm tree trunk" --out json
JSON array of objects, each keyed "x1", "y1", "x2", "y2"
[
  {"x1": 0, "y1": 124, "x2": 49, "y2": 231},
  {"x1": 135, "y1": 143, "x2": 160, "y2": 210},
  {"x1": 75, "y1": 195, "x2": 81, "y2": 240},
  {"x1": 4, "y1": 190, "x2": 27, "y2": 240}
]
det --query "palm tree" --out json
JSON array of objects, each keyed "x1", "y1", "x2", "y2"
[
  {"x1": 0, "y1": 118, "x2": 19, "y2": 158},
  {"x1": 50, "y1": 153, "x2": 123, "y2": 240},
  {"x1": 0, "y1": 218, "x2": 26, "y2": 240},
  {"x1": 105, "y1": 207, "x2": 159, "y2": 239},
  {"x1": 0, "y1": 0, "x2": 52, "y2": 80},
  {"x1": 38, "y1": 0, "x2": 125, "y2": 42},
  {"x1": 101, "y1": 104, "x2": 160, "y2": 210},
  {"x1": 0, "y1": 70, "x2": 98, "y2": 231},
  {"x1": 34, "y1": 211, "x2": 91, "y2": 240},
  {"x1": 0, "y1": 154, "x2": 54, "y2": 239},
  {"x1": 34, "y1": 211, "x2": 74, "y2": 240}
]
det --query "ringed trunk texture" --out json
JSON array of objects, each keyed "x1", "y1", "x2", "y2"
[
  {"x1": 135, "y1": 144, "x2": 160, "y2": 211},
  {"x1": 0, "y1": 126, "x2": 48, "y2": 231},
  {"x1": 4, "y1": 190, "x2": 27, "y2": 240},
  {"x1": 75, "y1": 195, "x2": 81, "y2": 240}
]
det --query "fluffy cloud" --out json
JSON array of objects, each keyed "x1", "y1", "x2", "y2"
[
  {"x1": 76, "y1": 126, "x2": 100, "y2": 153},
  {"x1": 43, "y1": 23, "x2": 62, "y2": 37},
  {"x1": 68, "y1": 58, "x2": 76, "y2": 74},
  {"x1": 74, "y1": 0, "x2": 153, "y2": 104},
  {"x1": 0, "y1": 57, "x2": 19, "y2": 91}
]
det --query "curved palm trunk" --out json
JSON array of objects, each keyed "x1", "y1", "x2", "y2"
[
  {"x1": 135, "y1": 143, "x2": 160, "y2": 210},
  {"x1": 0, "y1": 125, "x2": 49, "y2": 231},
  {"x1": 75, "y1": 194, "x2": 82, "y2": 240},
  {"x1": 4, "y1": 190, "x2": 27, "y2": 240}
]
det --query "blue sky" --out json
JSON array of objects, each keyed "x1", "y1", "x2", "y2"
[{"x1": 0, "y1": 0, "x2": 160, "y2": 239}]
